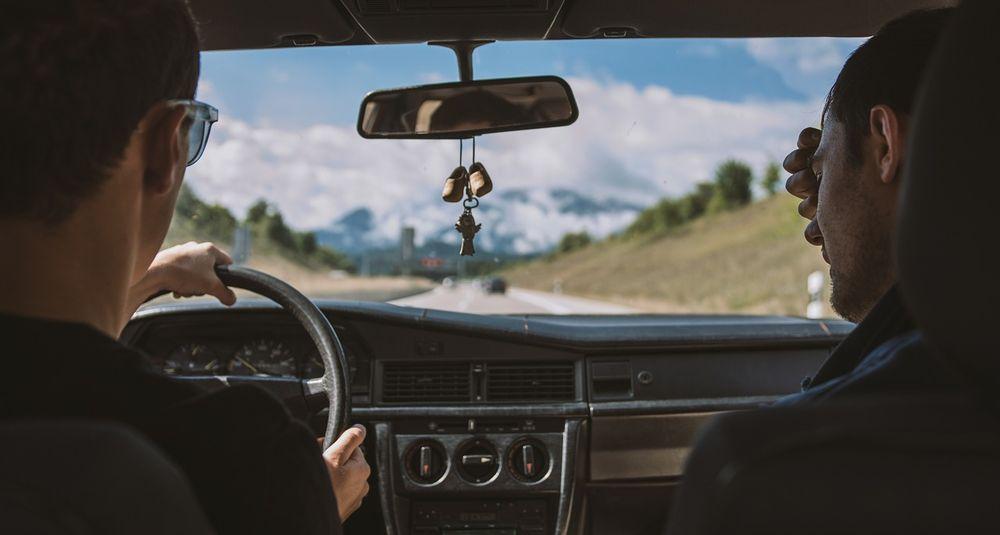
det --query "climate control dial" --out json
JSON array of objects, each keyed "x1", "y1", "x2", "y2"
[
  {"x1": 507, "y1": 437, "x2": 549, "y2": 483},
  {"x1": 455, "y1": 438, "x2": 500, "y2": 484},
  {"x1": 405, "y1": 440, "x2": 447, "y2": 485}
]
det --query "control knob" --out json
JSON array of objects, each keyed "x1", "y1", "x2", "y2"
[
  {"x1": 405, "y1": 441, "x2": 446, "y2": 484},
  {"x1": 508, "y1": 438, "x2": 549, "y2": 482}
]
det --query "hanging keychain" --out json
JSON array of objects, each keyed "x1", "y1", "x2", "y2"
[
  {"x1": 442, "y1": 139, "x2": 469, "y2": 203},
  {"x1": 455, "y1": 196, "x2": 481, "y2": 256},
  {"x1": 453, "y1": 138, "x2": 483, "y2": 256}
]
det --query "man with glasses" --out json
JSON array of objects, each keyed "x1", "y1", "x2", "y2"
[{"x1": 0, "y1": 2, "x2": 368, "y2": 534}]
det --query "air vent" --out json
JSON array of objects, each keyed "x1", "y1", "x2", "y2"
[
  {"x1": 382, "y1": 362, "x2": 470, "y2": 402},
  {"x1": 486, "y1": 362, "x2": 576, "y2": 401}
]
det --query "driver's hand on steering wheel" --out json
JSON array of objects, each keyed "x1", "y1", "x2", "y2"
[
  {"x1": 124, "y1": 242, "x2": 237, "y2": 328},
  {"x1": 321, "y1": 424, "x2": 372, "y2": 522}
]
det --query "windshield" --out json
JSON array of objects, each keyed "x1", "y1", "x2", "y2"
[{"x1": 167, "y1": 38, "x2": 862, "y2": 317}]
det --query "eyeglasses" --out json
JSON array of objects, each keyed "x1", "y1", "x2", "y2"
[{"x1": 167, "y1": 99, "x2": 218, "y2": 166}]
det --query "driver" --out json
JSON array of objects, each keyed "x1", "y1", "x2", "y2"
[
  {"x1": 778, "y1": 7, "x2": 960, "y2": 403},
  {"x1": 0, "y1": 2, "x2": 369, "y2": 534}
]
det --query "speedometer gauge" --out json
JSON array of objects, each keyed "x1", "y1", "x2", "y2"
[
  {"x1": 229, "y1": 339, "x2": 297, "y2": 377},
  {"x1": 165, "y1": 344, "x2": 220, "y2": 375}
]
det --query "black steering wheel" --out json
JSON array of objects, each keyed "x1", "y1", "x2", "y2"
[{"x1": 211, "y1": 265, "x2": 351, "y2": 448}]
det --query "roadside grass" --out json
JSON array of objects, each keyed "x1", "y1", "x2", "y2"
[
  {"x1": 160, "y1": 217, "x2": 433, "y2": 303},
  {"x1": 502, "y1": 195, "x2": 834, "y2": 317}
]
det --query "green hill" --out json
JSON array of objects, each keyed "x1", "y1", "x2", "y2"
[
  {"x1": 160, "y1": 186, "x2": 433, "y2": 301},
  {"x1": 503, "y1": 194, "x2": 833, "y2": 316}
]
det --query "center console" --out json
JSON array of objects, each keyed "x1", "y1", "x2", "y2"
[{"x1": 372, "y1": 415, "x2": 585, "y2": 535}]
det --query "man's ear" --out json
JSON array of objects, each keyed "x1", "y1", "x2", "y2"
[
  {"x1": 141, "y1": 104, "x2": 189, "y2": 195},
  {"x1": 868, "y1": 104, "x2": 906, "y2": 185}
]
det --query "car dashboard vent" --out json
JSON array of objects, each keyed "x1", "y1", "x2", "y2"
[
  {"x1": 486, "y1": 362, "x2": 576, "y2": 402},
  {"x1": 381, "y1": 361, "x2": 577, "y2": 403},
  {"x1": 382, "y1": 362, "x2": 470, "y2": 403}
]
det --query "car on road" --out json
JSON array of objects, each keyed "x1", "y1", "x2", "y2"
[{"x1": 480, "y1": 277, "x2": 507, "y2": 294}]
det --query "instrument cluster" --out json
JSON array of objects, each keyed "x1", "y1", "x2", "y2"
[{"x1": 161, "y1": 337, "x2": 348, "y2": 379}]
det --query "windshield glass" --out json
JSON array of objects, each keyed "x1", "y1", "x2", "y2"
[{"x1": 166, "y1": 38, "x2": 863, "y2": 317}]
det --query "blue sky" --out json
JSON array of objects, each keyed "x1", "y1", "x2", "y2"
[
  {"x1": 188, "y1": 37, "x2": 863, "y2": 243},
  {"x1": 200, "y1": 38, "x2": 859, "y2": 126}
]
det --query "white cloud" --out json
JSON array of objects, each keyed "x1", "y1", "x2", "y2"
[
  {"x1": 184, "y1": 76, "x2": 820, "y2": 247},
  {"x1": 418, "y1": 72, "x2": 447, "y2": 84},
  {"x1": 196, "y1": 79, "x2": 218, "y2": 104},
  {"x1": 679, "y1": 42, "x2": 723, "y2": 59},
  {"x1": 744, "y1": 38, "x2": 865, "y2": 97}
]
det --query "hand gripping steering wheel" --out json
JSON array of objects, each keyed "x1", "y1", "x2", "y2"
[{"x1": 213, "y1": 265, "x2": 351, "y2": 448}]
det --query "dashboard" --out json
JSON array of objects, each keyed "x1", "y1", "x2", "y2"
[
  {"x1": 135, "y1": 314, "x2": 371, "y2": 396},
  {"x1": 123, "y1": 299, "x2": 852, "y2": 535}
]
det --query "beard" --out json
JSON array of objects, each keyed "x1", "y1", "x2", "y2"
[{"x1": 828, "y1": 226, "x2": 895, "y2": 323}]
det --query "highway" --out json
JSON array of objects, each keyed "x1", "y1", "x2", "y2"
[{"x1": 390, "y1": 281, "x2": 635, "y2": 315}]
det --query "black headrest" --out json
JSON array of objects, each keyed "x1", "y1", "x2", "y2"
[
  {"x1": 665, "y1": 393, "x2": 1000, "y2": 535},
  {"x1": 897, "y1": 0, "x2": 1000, "y2": 379}
]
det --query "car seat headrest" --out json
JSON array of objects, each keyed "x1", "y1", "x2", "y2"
[{"x1": 897, "y1": 0, "x2": 1000, "y2": 383}]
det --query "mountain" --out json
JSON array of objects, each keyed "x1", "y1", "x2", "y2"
[
  {"x1": 501, "y1": 195, "x2": 833, "y2": 317},
  {"x1": 313, "y1": 207, "x2": 379, "y2": 255},
  {"x1": 314, "y1": 187, "x2": 644, "y2": 258}
]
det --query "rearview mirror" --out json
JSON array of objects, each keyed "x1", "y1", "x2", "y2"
[{"x1": 357, "y1": 76, "x2": 579, "y2": 139}]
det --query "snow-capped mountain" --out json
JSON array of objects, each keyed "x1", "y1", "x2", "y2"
[{"x1": 314, "y1": 188, "x2": 643, "y2": 257}]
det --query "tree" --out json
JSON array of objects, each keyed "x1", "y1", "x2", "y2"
[
  {"x1": 315, "y1": 247, "x2": 353, "y2": 271},
  {"x1": 298, "y1": 232, "x2": 318, "y2": 255},
  {"x1": 246, "y1": 200, "x2": 270, "y2": 224},
  {"x1": 264, "y1": 211, "x2": 295, "y2": 249},
  {"x1": 175, "y1": 184, "x2": 199, "y2": 220},
  {"x1": 762, "y1": 161, "x2": 781, "y2": 196},
  {"x1": 556, "y1": 231, "x2": 592, "y2": 254},
  {"x1": 174, "y1": 184, "x2": 237, "y2": 242},
  {"x1": 711, "y1": 159, "x2": 754, "y2": 211},
  {"x1": 677, "y1": 182, "x2": 716, "y2": 221},
  {"x1": 197, "y1": 204, "x2": 237, "y2": 242}
]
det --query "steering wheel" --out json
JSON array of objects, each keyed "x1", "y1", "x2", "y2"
[{"x1": 211, "y1": 265, "x2": 351, "y2": 448}]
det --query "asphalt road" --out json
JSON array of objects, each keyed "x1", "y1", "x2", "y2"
[{"x1": 390, "y1": 282, "x2": 635, "y2": 315}]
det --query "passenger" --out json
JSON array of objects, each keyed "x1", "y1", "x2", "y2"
[
  {"x1": 780, "y1": 7, "x2": 963, "y2": 403},
  {"x1": 0, "y1": 2, "x2": 368, "y2": 534}
]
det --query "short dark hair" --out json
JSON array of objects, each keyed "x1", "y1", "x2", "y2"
[
  {"x1": 824, "y1": 8, "x2": 954, "y2": 166},
  {"x1": 0, "y1": 0, "x2": 200, "y2": 223}
]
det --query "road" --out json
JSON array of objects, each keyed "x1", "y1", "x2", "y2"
[{"x1": 390, "y1": 281, "x2": 635, "y2": 314}]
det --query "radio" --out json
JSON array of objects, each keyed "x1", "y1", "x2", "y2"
[{"x1": 411, "y1": 499, "x2": 547, "y2": 535}]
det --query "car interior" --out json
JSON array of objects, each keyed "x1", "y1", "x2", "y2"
[{"x1": 4, "y1": 0, "x2": 990, "y2": 534}]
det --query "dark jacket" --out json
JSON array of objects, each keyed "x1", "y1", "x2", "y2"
[
  {"x1": 0, "y1": 313, "x2": 341, "y2": 535},
  {"x1": 778, "y1": 285, "x2": 964, "y2": 405}
]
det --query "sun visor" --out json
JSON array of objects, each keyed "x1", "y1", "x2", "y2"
[
  {"x1": 559, "y1": 0, "x2": 958, "y2": 39},
  {"x1": 192, "y1": 0, "x2": 356, "y2": 51}
]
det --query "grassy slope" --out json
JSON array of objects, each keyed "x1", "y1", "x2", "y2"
[
  {"x1": 503, "y1": 195, "x2": 833, "y2": 316},
  {"x1": 161, "y1": 216, "x2": 433, "y2": 301}
]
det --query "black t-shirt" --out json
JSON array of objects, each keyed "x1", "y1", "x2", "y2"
[{"x1": 0, "y1": 313, "x2": 341, "y2": 535}]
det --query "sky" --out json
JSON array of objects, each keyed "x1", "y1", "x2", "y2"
[{"x1": 185, "y1": 37, "x2": 864, "y2": 236}]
